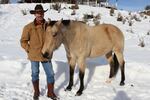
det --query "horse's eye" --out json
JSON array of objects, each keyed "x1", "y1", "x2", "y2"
[{"x1": 52, "y1": 32, "x2": 57, "y2": 37}]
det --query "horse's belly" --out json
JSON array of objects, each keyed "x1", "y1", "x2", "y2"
[{"x1": 90, "y1": 46, "x2": 112, "y2": 57}]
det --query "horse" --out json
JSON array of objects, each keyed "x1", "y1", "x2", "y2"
[{"x1": 42, "y1": 20, "x2": 125, "y2": 96}]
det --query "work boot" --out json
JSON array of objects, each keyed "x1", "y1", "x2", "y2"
[
  {"x1": 47, "y1": 83, "x2": 58, "y2": 100},
  {"x1": 32, "y1": 80, "x2": 40, "y2": 100}
]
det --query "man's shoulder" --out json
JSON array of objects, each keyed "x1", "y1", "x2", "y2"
[{"x1": 25, "y1": 21, "x2": 34, "y2": 28}]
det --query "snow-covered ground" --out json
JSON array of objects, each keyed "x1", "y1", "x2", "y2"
[{"x1": 0, "y1": 3, "x2": 150, "y2": 100}]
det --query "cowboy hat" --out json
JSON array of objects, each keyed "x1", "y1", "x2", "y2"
[{"x1": 30, "y1": 4, "x2": 48, "y2": 14}]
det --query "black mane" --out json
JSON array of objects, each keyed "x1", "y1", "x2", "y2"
[
  {"x1": 62, "y1": 20, "x2": 70, "y2": 26},
  {"x1": 45, "y1": 21, "x2": 57, "y2": 30},
  {"x1": 46, "y1": 20, "x2": 85, "y2": 29},
  {"x1": 49, "y1": 21, "x2": 57, "y2": 26}
]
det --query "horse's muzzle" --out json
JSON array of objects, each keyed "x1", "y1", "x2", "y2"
[{"x1": 42, "y1": 52, "x2": 49, "y2": 59}]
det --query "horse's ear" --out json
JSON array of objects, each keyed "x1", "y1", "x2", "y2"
[
  {"x1": 45, "y1": 18, "x2": 51, "y2": 31},
  {"x1": 62, "y1": 20, "x2": 70, "y2": 26},
  {"x1": 56, "y1": 19, "x2": 62, "y2": 26}
]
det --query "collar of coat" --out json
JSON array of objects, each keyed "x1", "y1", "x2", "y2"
[{"x1": 31, "y1": 19, "x2": 48, "y2": 31}]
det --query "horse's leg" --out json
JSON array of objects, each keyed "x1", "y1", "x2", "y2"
[
  {"x1": 65, "y1": 56, "x2": 76, "y2": 91},
  {"x1": 105, "y1": 51, "x2": 115, "y2": 83},
  {"x1": 76, "y1": 58, "x2": 86, "y2": 96},
  {"x1": 114, "y1": 51, "x2": 125, "y2": 86},
  {"x1": 105, "y1": 51, "x2": 119, "y2": 83}
]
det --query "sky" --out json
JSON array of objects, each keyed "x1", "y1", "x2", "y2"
[{"x1": 109, "y1": 0, "x2": 150, "y2": 11}]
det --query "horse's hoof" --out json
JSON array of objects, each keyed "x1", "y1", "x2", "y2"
[
  {"x1": 64, "y1": 87, "x2": 72, "y2": 91},
  {"x1": 106, "y1": 78, "x2": 114, "y2": 83},
  {"x1": 106, "y1": 80, "x2": 111, "y2": 83},
  {"x1": 75, "y1": 91, "x2": 82, "y2": 96},
  {"x1": 120, "y1": 82, "x2": 125, "y2": 86}
]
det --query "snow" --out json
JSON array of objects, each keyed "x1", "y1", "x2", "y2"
[{"x1": 0, "y1": 3, "x2": 150, "y2": 100}]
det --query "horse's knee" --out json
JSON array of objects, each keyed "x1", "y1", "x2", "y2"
[
  {"x1": 114, "y1": 52, "x2": 124, "y2": 65},
  {"x1": 79, "y1": 69, "x2": 85, "y2": 79},
  {"x1": 68, "y1": 57, "x2": 76, "y2": 67},
  {"x1": 78, "y1": 58, "x2": 86, "y2": 72}
]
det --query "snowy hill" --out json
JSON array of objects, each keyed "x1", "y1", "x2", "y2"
[{"x1": 0, "y1": 3, "x2": 150, "y2": 100}]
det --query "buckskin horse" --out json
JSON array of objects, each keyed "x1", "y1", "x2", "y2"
[{"x1": 42, "y1": 20, "x2": 125, "y2": 96}]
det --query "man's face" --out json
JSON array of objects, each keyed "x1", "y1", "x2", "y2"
[{"x1": 34, "y1": 11, "x2": 44, "y2": 21}]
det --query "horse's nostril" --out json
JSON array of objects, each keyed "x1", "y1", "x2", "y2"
[{"x1": 42, "y1": 52, "x2": 49, "y2": 58}]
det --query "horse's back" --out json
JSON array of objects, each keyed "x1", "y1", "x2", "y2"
[
  {"x1": 66, "y1": 21, "x2": 124, "y2": 57},
  {"x1": 74, "y1": 22, "x2": 124, "y2": 42},
  {"x1": 87, "y1": 24, "x2": 124, "y2": 57}
]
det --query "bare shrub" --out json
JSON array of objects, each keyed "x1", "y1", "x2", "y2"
[
  {"x1": 129, "y1": 12, "x2": 131, "y2": 15},
  {"x1": 144, "y1": 16, "x2": 147, "y2": 19},
  {"x1": 95, "y1": 13, "x2": 101, "y2": 19},
  {"x1": 83, "y1": 12, "x2": 101, "y2": 25},
  {"x1": 128, "y1": 21, "x2": 133, "y2": 26},
  {"x1": 122, "y1": 18, "x2": 126, "y2": 24},
  {"x1": 140, "y1": 13, "x2": 144, "y2": 17},
  {"x1": 83, "y1": 14, "x2": 94, "y2": 19},
  {"x1": 82, "y1": 17, "x2": 88, "y2": 23},
  {"x1": 117, "y1": 12, "x2": 123, "y2": 21},
  {"x1": 51, "y1": 3, "x2": 61, "y2": 11},
  {"x1": 21, "y1": 9, "x2": 27, "y2": 15},
  {"x1": 71, "y1": 9, "x2": 76, "y2": 15},
  {"x1": 138, "y1": 37, "x2": 145, "y2": 47},
  {"x1": 110, "y1": 8, "x2": 114, "y2": 16},
  {"x1": 128, "y1": 18, "x2": 134, "y2": 26},
  {"x1": 133, "y1": 14, "x2": 141, "y2": 22},
  {"x1": 93, "y1": 18, "x2": 100, "y2": 25},
  {"x1": 126, "y1": 28, "x2": 134, "y2": 33},
  {"x1": 70, "y1": 4, "x2": 79, "y2": 9},
  {"x1": 93, "y1": 13, "x2": 101, "y2": 25},
  {"x1": 147, "y1": 30, "x2": 150, "y2": 35}
]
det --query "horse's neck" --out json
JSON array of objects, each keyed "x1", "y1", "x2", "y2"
[
  {"x1": 61, "y1": 26, "x2": 75, "y2": 50},
  {"x1": 62, "y1": 31, "x2": 71, "y2": 46},
  {"x1": 61, "y1": 21, "x2": 89, "y2": 44}
]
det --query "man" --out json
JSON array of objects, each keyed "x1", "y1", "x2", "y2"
[{"x1": 20, "y1": 4, "x2": 57, "y2": 100}]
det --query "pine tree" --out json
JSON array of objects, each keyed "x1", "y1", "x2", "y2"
[
  {"x1": 0, "y1": 0, "x2": 9, "y2": 4},
  {"x1": 145, "y1": 5, "x2": 150, "y2": 10}
]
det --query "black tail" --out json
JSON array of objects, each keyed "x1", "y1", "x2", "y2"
[{"x1": 113, "y1": 53, "x2": 119, "y2": 77}]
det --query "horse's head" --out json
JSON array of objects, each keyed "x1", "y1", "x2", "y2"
[{"x1": 42, "y1": 20, "x2": 63, "y2": 59}]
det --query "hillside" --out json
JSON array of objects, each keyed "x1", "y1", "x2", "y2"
[{"x1": 0, "y1": 3, "x2": 150, "y2": 100}]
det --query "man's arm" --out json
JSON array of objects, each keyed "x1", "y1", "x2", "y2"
[{"x1": 20, "y1": 26, "x2": 30, "y2": 53}]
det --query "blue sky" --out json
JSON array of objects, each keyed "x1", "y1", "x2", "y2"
[{"x1": 109, "y1": 0, "x2": 150, "y2": 11}]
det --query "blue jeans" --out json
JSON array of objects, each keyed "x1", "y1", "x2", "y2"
[{"x1": 31, "y1": 61, "x2": 55, "y2": 83}]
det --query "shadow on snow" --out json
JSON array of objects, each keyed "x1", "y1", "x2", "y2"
[{"x1": 54, "y1": 56, "x2": 108, "y2": 94}]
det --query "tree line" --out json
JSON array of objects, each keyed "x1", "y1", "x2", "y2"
[{"x1": 145, "y1": 5, "x2": 150, "y2": 10}]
